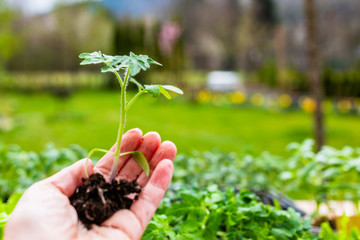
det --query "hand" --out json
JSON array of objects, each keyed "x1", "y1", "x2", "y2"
[{"x1": 4, "y1": 129, "x2": 177, "y2": 240}]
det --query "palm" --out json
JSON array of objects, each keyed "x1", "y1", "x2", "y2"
[{"x1": 5, "y1": 129, "x2": 176, "y2": 240}]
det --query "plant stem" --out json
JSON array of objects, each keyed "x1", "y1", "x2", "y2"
[
  {"x1": 126, "y1": 90, "x2": 144, "y2": 112},
  {"x1": 114, "y1": 71, "x2": 123, "y2": 86},
  {"x1": 84, "y1": 148, "x2": 115, "y2": 178},
  {"x1": 109, "y1": 67, "x2": 130, "y2": 181}
]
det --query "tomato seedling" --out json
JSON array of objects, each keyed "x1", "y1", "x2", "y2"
[{"x1": 79, "y1": 51, "x2": 183, "y2": 181}]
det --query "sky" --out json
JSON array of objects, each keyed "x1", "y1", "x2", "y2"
[
  {"x1": 6, "y1": 0, "x2": 91, "y2": 15},
  {"x1": 102, "y1": 0, "x2": 172, "y2": 19},
  {"x1": 5, "y1": 0, "x2": 171, "y2": 17}
]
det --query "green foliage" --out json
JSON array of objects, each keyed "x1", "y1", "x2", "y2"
[
  {"x1": 143, "y1": 85, "x2": 183, "y2": 99},
  {"x1": 283, "y1": 140, "x2": 360, "y2": 207},
  {"x1": 173, "y1": 150, "x2": 285, "y2": 192},
  {"x1": 173, "y1": 140, "x2": 360, "y2": 205},
  {"x1": 319, "y1": 216, "x2": 360, "y2": 240},
  {"x1": 132, "y1": 151, "x2": 150, "y2": 176},
  {"x1": 143, "y1": 186, "x2": 318, "y2": 240},
  {"x1": 0, "y1": 0, "x2": 22, "y2": 70},
  {"x1": 0, "y1": 72, "x2": 108, "y2": 91},
  {"x1": 0, "y1": 192, "x2": 23, "y2": 239},
  {"x1": 0, "y1": 143, "x2": 87, "y2": 200},
  {"x1": 323, "y1": 69, "x2": 360, "y2": 98},
  {"x1": 79, "y1": 51, "x2": 161, "y2": 76},
  {"x1": 1, "y1": 140, "x2": 360, "y2": 239}
]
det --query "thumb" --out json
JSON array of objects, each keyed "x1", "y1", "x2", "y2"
[{"x1": 45, "y1": 159, "x2": 93, "y2": 197}]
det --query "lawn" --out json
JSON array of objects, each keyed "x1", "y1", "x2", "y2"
[{"x1": 1, "y1": 90, "x2": 359, "y2": 156}]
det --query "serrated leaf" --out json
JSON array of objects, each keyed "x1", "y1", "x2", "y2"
[
  {"x1": 132, "y1": 151, "x2": 150, "y2": 176},
  {"x1": 80, "y1": 58, "x2": 100, "y2": 65},
  {"x1": 102, "y1": 54, "x2": 116, "y2": 63},
  {"x1": 158, "y1": 85, "x2": 172, "y2": 99},
  {"x1": 161, "y1": 85, "x2": 184, "y2": 95},
  {"x1": 79, "y1": 51, "x2": 106, "y2": 65},
  {"x1": 79, "y1": 51, "x2": 102, "y2": 59},
  {"x1": 79, "y1": 52, "x2": 92, "y2": 58},
  {"x1": 120, "y1": 52, "x2": 162, "y2": 76},
  {"x1": 144, "y1": 85, "x2": 160, "y2": 98},
  {"x1": 79, "y1": 51, "x2": 161, "y2": 76},
  {"x1": 101, "y1": 66, "x2": 115, "y2": 73}
]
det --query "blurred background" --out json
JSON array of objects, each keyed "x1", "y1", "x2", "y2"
[
  {"x1": 0, "y1": 0, "x2": 360, "y2": 156},
  {"x1": 2, "y1": 1, "x2": 360, "y2": 235}
]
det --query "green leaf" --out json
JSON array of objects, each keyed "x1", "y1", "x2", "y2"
[
  {"x1": 130, "y1": 78, "x2": 143, "y2": 89},
  {"x1": 158, "y1": 85, "x2": 172, "y2": 99},
  {"x1": 80, "y1": 58, "x2": 103, "y2": 65},
  {"x1": 161, "y1": 85, "x2": 184, "y2": 95},
  {"x1": 4, "y1": 191, "x2": 22, "y2": 214},
  {"x1": 118, "y1": 52, "x2": 162, "y2": 76},
  {"x1": 132, "y1": 151, "x2": 150, "y2": 176},
  {"x1": 271, "y1": 228, "x2": 293, "y2": 239},
  {"x1": 144, "y1": 85, "x2": 160, "y2": 98},
  {"x1": 322, "y1": 167, "x2": 341, "y2": 180},
  {"x1": 79, "y1": 51, "x2": 161, "y2": 76},
  {"x1": 100, "y1": 66, "x2": 115, "y2": 73},
  {"x1": 79, "y1": 51, "x2": 106, "y2": 65},
  {"x1": 79, "y1": 52, "x2": 92, "y2": 58}
]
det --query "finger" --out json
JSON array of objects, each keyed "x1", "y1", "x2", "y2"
[
  {"x1": 101, "y1": 209, "x2": 143, "y2": 240},
  {"x1": 45, "y1": 158, "x2": 93, "y2": 197},
  {"x1": 117, "y1": 132, "x2": 161, "y2": 181},
  {"x1": 94, "y1": 128, "x2": 143, "y2": 178},
  {"x1": 137, "y1": 141, "x2": 177, "y2": 186},
  {"x1": 130, "y1": 160, "x2": 174, "y2": 231}
]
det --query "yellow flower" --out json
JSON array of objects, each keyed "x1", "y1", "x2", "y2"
[
  {"x1": 300, "y1": 97, "x2": 316, "y2": 113},
  {"x1": 279, "y1": 94, "x2": 292, "y2": 108},
  {"x1": 337, "y1": 99, "x2": 352, "y2": 113},
  {"x1": 251, "y1": 93, "x2": 264, "y2": 106},
  {"x1": 197, "y1": 90, "x2": 211, "y2": 103},
  {"x1": 230, "y1": 91, "x2": 247, "y2": 104}
]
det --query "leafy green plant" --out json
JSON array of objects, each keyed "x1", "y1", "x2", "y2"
[
  {"x1": 281, "y1": 139, "x2": 360, "y2": 216},
  {"x1": 320, "y1": 216, "x2": 360, "y2": 240},
  {"x1": 142, "y1": 185, "x2": 318, "y2": 240},
  {"x1": 173, "y1": 150, "x2": 284, "y2": 192},
  {"x1": 78, "y1": 51, "x2": 183, "y2": 180},
  {"x1": 0, "y1": 143, "x2": 87, "y2": 200},
  {"x1": 0, "y1": 192, "x2": 23, "y2": 239}
]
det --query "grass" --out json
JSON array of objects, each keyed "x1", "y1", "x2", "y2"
[{"x1": 1, "y1": 90, "x2": 359, "y2": 156}]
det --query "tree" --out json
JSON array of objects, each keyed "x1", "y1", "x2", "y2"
[
  {"x1": 304, "y1": 0, "x2": 324, "y2": 151},
  {"x1": 0, "y1": 0, "x2": 21, "y2": 71}
]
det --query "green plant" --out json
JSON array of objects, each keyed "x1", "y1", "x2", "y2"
[
  {"x1": 173, "y1": 150, "x2": 284, "y2": 192},
  {"x1": 280, "y1": 139, "x2": 360, "y2": 216},
  {"x1": 0, "y1": 192, "x2": 23, "y2": 239},
  {"x1": 320, "y1": 216, "x2": 360, "y2": 240},
  {"x1": 78, "y1": 51, "x2": 183, "y2": 180},
  {"x1": 142, "y1": 185, "x2": 318, "y2": 240},
  {"x1": 0, "y1": 143, "x2": 87, "y2": 200}
]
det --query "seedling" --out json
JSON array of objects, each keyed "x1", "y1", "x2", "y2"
[{"x1": 79, "y1": 51, "x2": 183, "y2": 181}]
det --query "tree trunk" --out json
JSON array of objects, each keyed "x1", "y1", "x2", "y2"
[{"x1": 304, "y1": 0, "x2": 324, "y2": 152}]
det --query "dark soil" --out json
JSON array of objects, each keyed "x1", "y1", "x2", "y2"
[
  {"x1": 70, "y1": 173, "x2": 142, "y2": 229},
  {"x1": 313, "y1": 215, "x2": 336, "y2": 229}
]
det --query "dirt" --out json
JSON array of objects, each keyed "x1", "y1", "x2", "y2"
[
  {"x1": 312, "y1": 215, "x2": 336, "y2": 229},
  {"x1": 69, "y1": 173, "x2": 142, "y2": 229}
]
